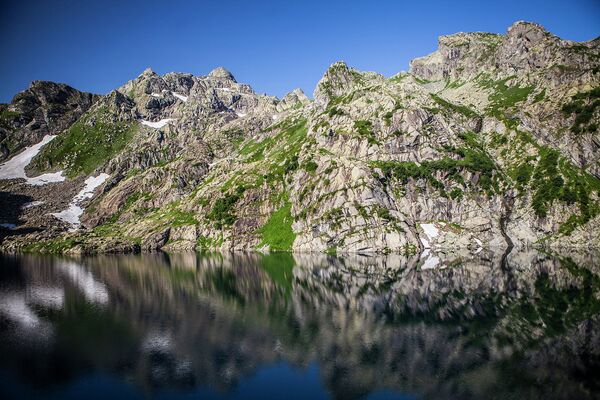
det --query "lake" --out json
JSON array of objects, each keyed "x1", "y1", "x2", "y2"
[{"x1": 0, "y1": 250, "x2": 599, "y2": 399}]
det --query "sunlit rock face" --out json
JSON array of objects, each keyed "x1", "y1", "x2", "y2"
[
  {"x1": 1, "y1": 250, "x2": 599, "y2": 399},
  {"x1": 1, "y1": 22, "x2": 599, "y2": 254}
]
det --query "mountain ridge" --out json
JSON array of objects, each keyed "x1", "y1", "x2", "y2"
[{"x1": 0, "y1": 21, "x2": 599, "y2": 256}]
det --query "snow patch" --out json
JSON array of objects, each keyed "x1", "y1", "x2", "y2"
[
  {"x1": 141, "y1": 119, "x2": 174, "y2": 129},
  {"x1": 51, "y1": 173, "x2": 109, "y2": 228},
  {"x1": 51, "y1": 205, "x2": 84, "y2": 228},
  {"x1": 23, "y1": 200, "x2": 44, "y2": 209},
  {"x1": 0, "y1": 223, "x2": 16, "y2": 229},
  {"x1": 218, "y1": 87, "x2": 232, "y2": 92},
  {"x1": 151, "y1": 93, "x2": 161, "y2": 98},
  {"x1": 0, "y1": 135, "x2": 66, "y2": 185},
  {"x1": 236, "y1": 112, "x2": 247, "y2": 117},
  {"x1": 421, "y1": 223, "x2": 439, "y2": 239},
  {"x1": 173, "y1": 92, "x2": 188, "y2": 102},
  {"x1": 473, "y1": 238, "x2": 483, "y2": 254},
  {"x1": 28, "y1": 171, "x2": 66, "y2": 186},
  {"x1": 75, "y1": 173, "x2": 111, "y2": 201},
  {"x1": 419, "y1": 223, "x2": 440, "y2": 249}
]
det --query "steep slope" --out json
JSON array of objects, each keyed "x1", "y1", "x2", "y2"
[{"x1": 0, "y1": 21, "x2": 598, "y2": 254}]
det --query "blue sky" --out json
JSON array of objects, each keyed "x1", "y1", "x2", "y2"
[{"x1": 1, "y1": 0, "x2": 598, "y2": 102}]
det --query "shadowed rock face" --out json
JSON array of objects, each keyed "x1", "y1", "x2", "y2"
[
  {"x1": 0, "y1": 21, "x2": 599, "y2": 255},
  {"x1": 0, "y1": 250, "x2": 599, "y2": 399},
  {"x1": 0, "y1": 81, "x2": 98, "y2": 160}
]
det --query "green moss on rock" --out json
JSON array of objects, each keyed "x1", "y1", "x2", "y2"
[
  {"x1": 561, "y1": 87, "x2": 600, "y2": 134},
  {"x1": 257, "y1": 202, "x2": 296, "y2": 251},
  {"x1": 31, "y1": 106, "x2": 138, "y2": 177}
]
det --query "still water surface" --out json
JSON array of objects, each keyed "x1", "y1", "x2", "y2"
[{"x1": 0, "y1": 250, "x2": 599, "y2": 399}]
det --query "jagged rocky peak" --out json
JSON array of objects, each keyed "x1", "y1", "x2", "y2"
[
  {"x1": 15, "y1": 80, "x2": 96, "y2": 111},
  {"x1": 135, "y1": 68, "x2": 167, "y2": 91},
  {"x1": 207, "y1": 66, "x2": 236, "y2": 82},
  {"x1": 126, "y1": 68, "x2": 169, "y2": 98},
  {"x1": 139, "y1": 67, "x2": 157, "y2": 77},
  {"x1": 410, "y1": 20, "x2": 599, "y2": 83},
  {"x1": 277, "y1": 88, "x2": 311, "y2": 112},
  {"x1": 506, "y1": 20, "x2": 552, "y2": 42},
  {"x1": 286, "y1": 88, "x2": 310, "y2": 104},
  {"x1": 0, "y1": 80, "x2": 97, "y2": 160},
  {"x1": 497, "y1": 22, "x2": 598, "y2": 83},
  {"x1": 289, "y1": 87, "x2": 308, "y2": 99},
  {"x1": 409, "y1": 29, "x2": 504, "y2": 81},
  {"x1": 313, "y1": 61, "x2": 360, "y2": 106},
  {"x1": 313, "y1": 61, "x2": 386, "y2": 106}
]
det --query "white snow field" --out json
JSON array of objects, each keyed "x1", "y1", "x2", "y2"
[
  {"x1": 141, "y1": 119, "x2": 174, "y2": 129},
  {"x1": 419, "y1": 223, "x2": 439, "y2": 249},
  {"x1": 0, "y1": 135, "x2": 66, "y2": 185},
  {"x1": 421, "y1": 223, "x2": 439, "y2": 240},
  {"x1": 51, "y1": 173, "x2": 110, "y2": 228},
  {"x1": 173, "y1": 92, "x2": 188, "y2": 102},
  {"x1": 22, "y1": 200, "x2": 45, "y2": 209}
]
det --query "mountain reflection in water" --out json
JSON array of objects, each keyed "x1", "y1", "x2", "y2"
[{"x1": 0, "y1": 250, "x2": 599, "y2": 399}]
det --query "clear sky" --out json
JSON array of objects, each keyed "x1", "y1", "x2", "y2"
[{"x1": 1, "y1": 0, "x2": 598, "y2": 102}]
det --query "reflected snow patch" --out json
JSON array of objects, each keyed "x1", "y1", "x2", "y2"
[
  {"x1": 142, "y1": 331, "x2": 173, "y2": 353},
  {"x1": 28, "y1": 286, "x2": 64, "y2": 309},
  {"x1": 0, "y1": 294, "x2": 41, "y2": 328},
  {"x1": 421, "y1": 250, "x2": 441, "y2": 270},
  {"x1": 56, "y1": 261, "x2": 109, "y2": 305}
]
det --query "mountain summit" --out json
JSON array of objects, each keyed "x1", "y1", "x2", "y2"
[{"x1": 208, "y1": 67, "x2": 236, "y2": 81}]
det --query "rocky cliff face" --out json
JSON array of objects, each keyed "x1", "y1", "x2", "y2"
[{"x1": 0, "y1": 21, "x2": 599, "y2": 254}]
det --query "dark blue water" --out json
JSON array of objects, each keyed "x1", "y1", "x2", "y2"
[{"x1": 0, "y1": 250, "x2": 599, "y2": 399}]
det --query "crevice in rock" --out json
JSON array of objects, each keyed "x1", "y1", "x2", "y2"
[{"x1": 500, "y1": 192, "x2": 516, "y2": 290}]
